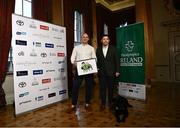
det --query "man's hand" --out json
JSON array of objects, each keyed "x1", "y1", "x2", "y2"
[
  {"x1": 115, "y1": 72, "x2": 120, "y2": 77},
  {"x1": 72, "y1": 64, "x2": 77, "y2": 76}
]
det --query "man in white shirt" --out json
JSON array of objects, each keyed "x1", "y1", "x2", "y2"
[{"x1": 67, "y1": 33, "x2": 96, "y2": 113}]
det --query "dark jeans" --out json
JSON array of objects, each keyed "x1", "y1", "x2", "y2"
[
  {"x1": 72, "y1": 73, "x2": 93, "y2": 106},
  {"x1": 99, "y1": 75, "x2": 115, "y2": 105}
]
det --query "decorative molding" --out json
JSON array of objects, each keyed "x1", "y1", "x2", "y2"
[
  {"x1": 163, "y1": 0, "x2": 180, "y2": 17},
  {"x1": 161, "y1": 19, "x2": 180, "y2": 27},
  {"x1": 104, "y1": 0, "x2": 124, "y2": 4},
  {"x1": 95, "y1": 0, "x2": 135, "y2": 11}
]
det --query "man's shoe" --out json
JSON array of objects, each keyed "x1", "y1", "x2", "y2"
[
  {"x1": 100, "y1": 105, "x2": 105, "y2": 111},
  {"x1": 108, "y1": 104, "x2": 113, "y2": 111},
  {"x1": 66, "y1": 106, "x2": 76, "y2": 113},
  {"x1": 85, "y1": 104, "x2": 92, "y2": 111}
]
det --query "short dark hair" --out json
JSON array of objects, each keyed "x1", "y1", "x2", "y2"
[{"x1": 102, "y1": 34, "x2": 109, "y2": 37}]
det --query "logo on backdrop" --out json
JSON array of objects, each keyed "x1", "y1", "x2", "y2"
[
  {"x1": 30, "y1": 49, "x2": 38, "y2": 57},
  {"x1": 18, "y1": 51, "x2": 25, "y2": 56},
  {"x1": 16, "y1": 71, "x2": 28, "y2": 76},
  {"x1": 125, "y1": 41, "x2": 134, "y2": 52},
  {"x1": 35, "y1": 96, "x2": 44, "y2": 101},
  {"x1": 33, "y1": 42, "x2": 42, "y2": 47},
  {"x1": 42, "y1": 78, "x2": 51, "y2": 84},
  {"x1": 19, "y1": 92, "x2": 29, "y2": 97},
  {"x1": 19, "y1": 100, "x2": 32, "y2": 105},
  {"x1": 33, "y1": 70, "x2": 43, "y2": 75},
  {"x1": 56, "y1": 45, "x2": 64, "y2": 48},
  {"x1": 120, "y1": 40, "x2": 143, "y2": 67},
  {"x1": 57, "y1": 52, "x2": 65, "y2": 57},
  {"x1": 29, "y1": 21, "x2": 37, "y2": 29},
  {"x1": 16, "y1": 61, "x2": 36, "y2": 66},
  {"x1": 16, "y1": 31, "x2": 26, "y2": 35},
  {"x1": 18, "y1": 82, "x2": 27, "y2": 88},
  {"x1": 49, "y1": 53, "x2": 56, "y2": 57},
  {"x1": 39, "y1": 87, "x2": 49, "y2": 91},
  {"x1": 16, "y1": 20, "x2": 24, "y2": 26},
  {"x1": 40, "y1": 25, "x2": 49, "y2": 30},
  {"x1": 54, "y1": 36, "x2": 62, "y2": 40},
  {"x1": 46, "y1": 69, "x2": 55, "y2": 73},
  {"x1": 16, "y1": 40, "x2": 27, "y2": 46},
  {"x1": 42, "y1": 61, "x2": 52, "y2": 65},
  {"x1": 60, "y1": 29, "x2": 64, "y2": 33},
  {"x1": 41, "y1": 53, "x2": 47, "y2": 58},
  {"x1": 52, "y1": 27, "x2": 59, "y2": 32},
  {"x1": 59, "y1": 90, "x2": 67, "y2": 95},
  {"x1": 32, "y1": 78, "x2": 39, "y2": 86},
  {"x1": 58, "y1": 60, "x2": 65, "y2": 64},
  {"x1": 58, "y1": 68, "x2": 65, "y2": 72},
  {"x1": 48, "y1": 92, "x2": 56, "y2": 98},
  {"x1": 45, "y1": 43, "x2": 54, "y2": 48}
]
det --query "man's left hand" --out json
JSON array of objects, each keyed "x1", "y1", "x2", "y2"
[{"x1": 115, "y1": 72, "x2": 120, "y2": 77}]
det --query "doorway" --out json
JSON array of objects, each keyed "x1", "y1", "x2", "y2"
[{"x1": 169, "y1": 31, "x2": 180, "y2": 82}]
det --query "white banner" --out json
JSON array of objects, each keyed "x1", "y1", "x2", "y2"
[
  {"x1": 12, "y1": 14, "x2": 68, "y2": 115},
  {"x1": 118, "y1": 82, "x2": 146, "y2": 100}
]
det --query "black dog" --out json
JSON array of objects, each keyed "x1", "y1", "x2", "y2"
[{"x1": 112, "y1": 95, "x2": 132, "y2": 123}]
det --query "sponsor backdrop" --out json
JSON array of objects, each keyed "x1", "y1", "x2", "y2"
[
  {"x1": 12, "y1": 14, "x2": 68, "y2": 115},
  {"x1": 116, "y1": 22, "x2": 146, "y2": 100}
]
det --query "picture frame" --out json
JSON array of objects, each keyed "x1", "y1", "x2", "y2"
[{"x1": 76, "y1": 58, "x2": 97, "y2": 76}]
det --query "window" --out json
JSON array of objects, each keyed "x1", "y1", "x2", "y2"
[
  {"x1": 7, "y1": 0, "x2": 32, "y2": 73},
  {"x1": 104, "y1": 23, "x2": 108, "y2": 35},
  {"x1": 15, "y1": 0, "x2": 32, "y2": 17},
  {"x1": 74, "y1": 11, "x2": 84, "y2": 46},
  {"x1": 119, "y1": 22, "x2": 127, "y2": 28}
]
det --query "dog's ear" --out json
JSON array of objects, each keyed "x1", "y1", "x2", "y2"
[{"x1": 122, "y1": 96, "x2": 133, "y2": 108}]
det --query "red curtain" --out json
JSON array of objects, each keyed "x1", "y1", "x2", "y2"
[
  {"x1": 32, "y1": 0, "x2": 52, "y2": 22},
  {"x1": 0, "y1": 0, "x2": 15, "y2": 107}
]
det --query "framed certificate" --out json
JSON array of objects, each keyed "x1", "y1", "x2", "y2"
[{"x1": 76, "y1": 58, "x2": 97, "y2": 76}]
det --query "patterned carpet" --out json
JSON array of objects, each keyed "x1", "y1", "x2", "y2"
[{"x1": 0, "y1": 82, "x2": 180, "y2": 127}]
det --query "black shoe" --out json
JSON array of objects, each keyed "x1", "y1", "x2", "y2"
[
  {"x1": 66, "y1": 106, "x2": 76, "y2": 113},
  {"x1": 85, "y1": 104, "x2": 92, "y2": 111},
  {"x1": 100, "y1": 105, "x2": 105, "y2": 111},
  {"x1": 109, "y1": 104, "x2": 113, "y2": 110}
]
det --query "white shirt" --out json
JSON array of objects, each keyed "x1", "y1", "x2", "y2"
[
  {"x1": 71, "y1": 44, "x2": 96, "y2": 64},
  {"x1": 102, "y1": 45, "x2": 109, "y2": 57}
]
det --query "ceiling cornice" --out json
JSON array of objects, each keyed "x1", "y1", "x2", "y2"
[{"x1": 95, "y1": 0, "x2": 135, "y2": 11}]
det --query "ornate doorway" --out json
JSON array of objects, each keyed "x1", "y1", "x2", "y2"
[{"x1": 169, "y1": 31, "x2": 180, "y2": 82}]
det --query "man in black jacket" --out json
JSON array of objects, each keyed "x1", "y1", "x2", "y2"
[{"x1": 96, "y1": 34, "x2": 120, "y2": 111}]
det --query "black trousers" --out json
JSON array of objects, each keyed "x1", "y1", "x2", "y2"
[
  {"x1": 99, "y1": 75, "x2": 115, "y2": 105},
  {"x1": 72, "y1": 73, "x2": 93, "y2": 106}
]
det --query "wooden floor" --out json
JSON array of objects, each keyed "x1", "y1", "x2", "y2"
[{"x1": 0, "y1": 81, "x2": 180, "y2": 127}]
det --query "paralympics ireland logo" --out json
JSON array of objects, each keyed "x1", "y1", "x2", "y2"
[
  {"x1": 125, "y1": 41, "x2": 134, "y2": 52},
  {"x1": 121, "y1": 41, "x2": 143, "y2": 66}
]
